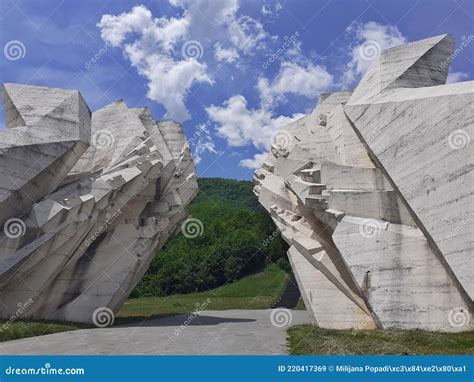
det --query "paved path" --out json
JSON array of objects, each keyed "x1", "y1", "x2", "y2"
[
  {"x1": 272, "y1": 273, "x2": 301, "y2": 309},
  {"x1": 0, "y1": 310, "x2": 311, "y2": 355}
]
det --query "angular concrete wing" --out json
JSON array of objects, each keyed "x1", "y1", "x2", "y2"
[
  {"x1": 345, "y1": 34, "x2": 474, "y2": 302},
  {"x1": 254, "y1": 35, "x2": 473, "y2": 332},
  {"x1": 0, "y1": 84, "x2": 91, "y2": 226},
  {"x1": 0, "y1": 84, "x2": 198, "y2": 324}
]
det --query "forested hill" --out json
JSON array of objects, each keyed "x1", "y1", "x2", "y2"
[
  {"x1": 193, "y1": 178, "x2": 260, "y2": 209},
  {"x1": 131, "y1": 178, "x2": 289, "y2": 298}
]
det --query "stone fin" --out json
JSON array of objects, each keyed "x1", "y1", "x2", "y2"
[
  {"x1": 2, "y1": 84, "x2": 27, "y2": 128},
  {"x1": 383, "y1": 34, "x2": 454, "y2": 89}
]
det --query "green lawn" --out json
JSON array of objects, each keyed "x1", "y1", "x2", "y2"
[
  {"x1": 118, "y1": 265, "x2": 289, "y2": 320},
  {"x1": 0, "y1": 321, "x2": 81, "y2": 343},
  {"x1": 3, "y1": 269, "x2": 472, "y2": 357},
  {"x1": 0, "y1": 265, "x2": 289, "y2": 342},
  {"x1": 294, "y1": 298, "x2": 306, "y2": 310},
  {"x1": 4, "y1": 268, "x2": 471, "y2": 356},
  {"x1": 287, "y1": 325, "x2": 474, "y2": 355}
]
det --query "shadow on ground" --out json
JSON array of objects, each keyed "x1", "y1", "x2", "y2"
[{"x1": 117, "y1": 314, "x2": 256, "y2": 328}]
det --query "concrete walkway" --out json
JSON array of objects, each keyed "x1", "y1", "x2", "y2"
[{"x1": 0, "y1": 310, "x2": 311, "y2": 355}]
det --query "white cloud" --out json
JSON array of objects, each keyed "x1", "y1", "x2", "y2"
[
  {"x1": 171, "y1": 0, "x2": 270, "y2": 54},
  {"x1": 229, "y1": 16, "x2": 269, "y2": 54},
  {"x1": 447, "y1": 71, "x2": 469, "y2": 83},
  {"x1": 261, "y1": 5, "x2": 272, "y2": 16},
  {"x1": 206, "y1": 95, "x2": 304, "y2": 149},
  {"x1": 214, "y1": 42, "x2": 239, "y2": 63},
  {"x1": 99, "y1": 6, "x2": 188, "y2": 50},
  {"x1": 99, "y1": 8, "x2": 415, "y2": 173},
  {"x1": 98, "y1": 1, "x2": 273, "y2": 121},
  {"x1": 257, "y1": 61, "x2": 333, "y2": 109},
  {"x1": 98, "y1": 5, "x2": 208, "y2": 121},
  {"x1": 261, "y1": 2, "x2": 282, "y2": 17},
  {"x1": 142, "y1": 56, "x2": 212, "y2": 121},
  {"x1": 190, "y1": 123, "x2": 218, "y2": 164},
  {"x1": 240, "y1": 152, "x2": 268, "y2": 169},
  {"x1": 207, "y1": 56, "x2": 332, "y2": 167},
  {"x1": 342, "y1": 21, "x2": 407, "y2": 86}
]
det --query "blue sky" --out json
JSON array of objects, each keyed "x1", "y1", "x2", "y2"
[{"x1": 1, "y1": 0, "x2": 473, "y2": 180}]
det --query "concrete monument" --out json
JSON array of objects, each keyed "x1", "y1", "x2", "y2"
[
  {"x1": 254, "y1": 35, "x2": 473, "y2": 332},
  {"x1": 0, "y1": 83, "x2": 198, "y2": 324}
]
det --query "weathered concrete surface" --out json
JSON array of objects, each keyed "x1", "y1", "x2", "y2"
[
  {"x1": 0, "y1": 84, "x2": 91, "y2": 226},
  {"x1": 0, "y1": 84, "x2": 198, "y2": 324},
  {"x1": 0, "y1": 310, "x2": 311, "y2": 355},
  {"x1": 254, "y1": 35, "x2": 473, "y2": 332}
]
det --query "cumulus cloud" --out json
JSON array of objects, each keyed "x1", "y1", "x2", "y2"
[
  {"x1": 98, "y1": 6, "x2": 208, "y2": 121},
  {"x1": 206, "y1": 94, "x2": 304, "y2": 168},
  {"x1": 447, "y1": 71, "x2": 469, "y2": 83},
  {"x1": 98, "y1": 6, "x2": 414, "y2": 172},
  {"x1": 342, "y1": 21, "x2": 407, "y2": 86},
  {"x1": 261, "y1": 2, "x2": 283, "y2": 17},
  {"x1": 261, "y1": 5, "x2": 272, "y2": 16},
  {"x1": 214, "y1": 42, "x2": 239, "y2": 63},
  {"x1": 190, "y1": 123, "x2": 219, "y2": 164},
  {"x1": 171, "y1": 0, "x2": 270, "y2": 54},
  {"x1": 207, "y1": 55, "x2": 333, "y2": 168},
  {"x1": 98, "y1": 1, "x2": 272, "y2": 121},
  {"x1": 207, "y1": 95, "x2": 304, "y2": 149},
  {"x1": 239, "y1": 152, "x2": 269, "y2": 169},
  {"x1": 257, "y1": 61, "x2": 333, "y2": 109},
  {"x1": 99, "y1": 5, "x2": 187, "y2": 49}
]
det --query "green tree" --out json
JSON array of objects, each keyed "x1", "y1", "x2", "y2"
[{"x1": 131, "y1": 178, "x2": 289, "y2": 297}]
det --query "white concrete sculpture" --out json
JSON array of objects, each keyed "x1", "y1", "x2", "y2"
[
  {"x1": 0, "y1": 83, "x2": 198, "y2": 323},
  {"x1": 254, "y1": 35, "x2": 473, "y2": 332}
]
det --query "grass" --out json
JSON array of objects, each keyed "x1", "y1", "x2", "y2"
[
  {"x1": 0, "y1": 321, "x2": 81, "y2": 343},
  {"x1": 294, "y1": 298, "x2": 306, "y2": 310},
  {"x1": 3, "y1": 269, "x2": 471, "y2": 357},
  {"x1": 0, "y1": 265, "x2": 288, "y2": 342},
  {"x1": 287, "y1": 325, "x2": 474, "y2": 355},
  {"x1": 118, "y1": 264, "x2": 289, "y2": 320}
]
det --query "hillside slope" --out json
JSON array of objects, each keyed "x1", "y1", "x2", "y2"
[{"x1": 132, "y1": 178, "x2": 289, "y2": 297}]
